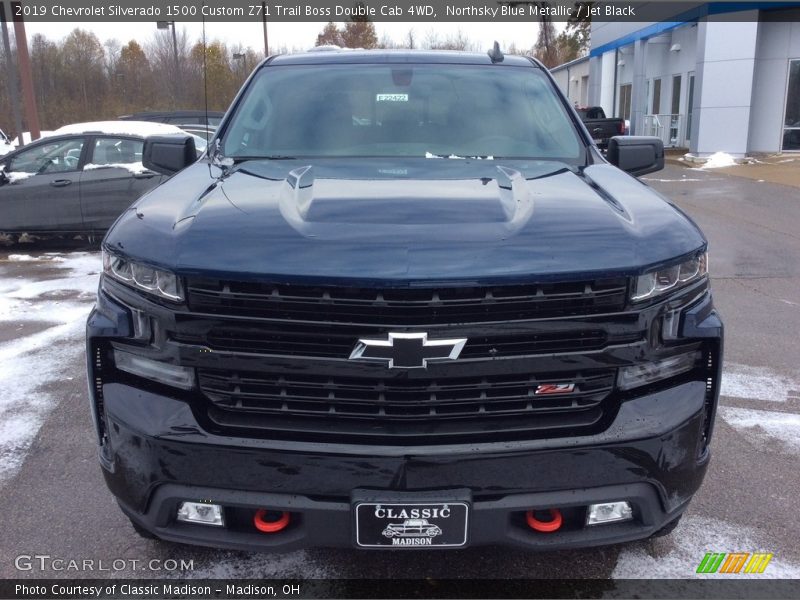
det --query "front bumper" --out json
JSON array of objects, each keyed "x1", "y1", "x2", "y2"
[
  {"x1": 87, "y1": 280, "x2": 722, "y2": 551},
  {"x1": 103, "y1": 378, "x2": 709, "y2": 551}
]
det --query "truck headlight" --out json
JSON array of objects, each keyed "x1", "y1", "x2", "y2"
[
  {"x1": 103, "y1": 249, "x2": 183, "y2": 302},
  {"x1": 617, "y1": 351, "x2": 700, "y2": 390},
  {"x1": 631, "y1": 252, "x2": 707, "y2": 302},
  {"x1": 114, "y1": 349, "x2": 195, "y2": 390}
]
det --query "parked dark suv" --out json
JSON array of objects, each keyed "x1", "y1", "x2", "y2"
[{"x1": 87, "y1": 50, "x2": 722, "y2": 551}]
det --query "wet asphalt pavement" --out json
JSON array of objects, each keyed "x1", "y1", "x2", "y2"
[{"x1": 0, "y1": 165, "x2": 798, "y2": 582}]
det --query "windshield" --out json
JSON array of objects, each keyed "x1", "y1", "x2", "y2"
[{"x1": 221, "y1": 63, "x2": 584, "y2": 161}]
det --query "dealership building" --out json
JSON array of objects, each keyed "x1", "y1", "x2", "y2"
[{"x1": 551, "y1": 4, "x2": 800, "y2": 156}]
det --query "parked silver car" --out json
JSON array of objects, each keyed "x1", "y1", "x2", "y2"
[{"x1": 0, "y1": 121, "x2": 201, "y2": 239}]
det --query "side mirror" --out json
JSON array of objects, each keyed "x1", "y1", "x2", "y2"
[
  {"x1": 607, "y1": 136, "x2": 664, "y2": 177},
  {"x1": 142, "y1": 134, "x2": 196, "y2": 175},
  {"x1": 0, "y1": 167, "x2": 8, "y2": 186}
]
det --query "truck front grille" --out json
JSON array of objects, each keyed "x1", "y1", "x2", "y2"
[
  {"x1": 184, "y1": 277, "x2": 628, "y2": 325},
  {"x1": 174, "y1": 322, "x2": 613, "y2": 360},
  {"x1": 199, "y1": 369, "x2": 616, "y2": 443},
  {"x1": 175, "y1": 277, "x2": 634, "y2": 443}
]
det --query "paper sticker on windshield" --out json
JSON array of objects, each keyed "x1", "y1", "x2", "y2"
[{"x1": 377, "y1": 93, "x2": 409, "y2": 102}]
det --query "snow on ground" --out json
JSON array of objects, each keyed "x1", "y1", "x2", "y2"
[
  {"x1": 698, "y1": 152, "x2": 737, "y2": 169},
  {"x1": 612, "y1": 515, "x2": 800, "y2": 579},
  {"x1": 6, "y1": 254, "x2": 39, "y2": 262},
  {"x1": 721, "y1": 363, "x2": 800, "y2": 402},
  {"x1": 719, "y1": 407, "x2": 800, "y2": 453},
  {"x1": 0, "y1": 252, "x2": 100, "y2": 483}
]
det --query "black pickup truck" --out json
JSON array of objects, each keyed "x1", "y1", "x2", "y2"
[
  {"x1": 87, "y1": 49, "x2": 722, "y2": 551},
  {"x1": 576, "y1": 106, "x2": 627, "y2": 149}
]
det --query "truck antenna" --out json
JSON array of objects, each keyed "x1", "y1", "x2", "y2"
[{"x1": 202, "y1": 4, "x2": 210, "y2": 149}]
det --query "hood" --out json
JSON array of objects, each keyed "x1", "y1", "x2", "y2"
[{"x1": 106, "y1": 158, "x2": 705, "y2": 284}]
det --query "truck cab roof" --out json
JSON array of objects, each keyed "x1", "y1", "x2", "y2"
[{"x1": 268, "y1": 49, "x2": 541, "y2": 68}]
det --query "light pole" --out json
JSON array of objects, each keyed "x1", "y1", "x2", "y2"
[
  {"x1": 232, "y1": 52, "x2": 250, "y2": 83},
  {"x1": 261, "y1": 1, "x2": 268, "y2": 57},
  {"x1": 157, "y1": 20, "x2": 181, "y2": 106},
  {"x1": 0, "y1": 1, "x2": 23, "y2": 144}
]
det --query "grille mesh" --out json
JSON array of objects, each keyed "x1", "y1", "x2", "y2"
[{"x1": 185, "y1": 278, "x2": 628, "y2": 325}]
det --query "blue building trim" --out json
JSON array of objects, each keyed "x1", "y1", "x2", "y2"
[{"x1": 589, "y1": 2, "x2": 799, "y2": 57}]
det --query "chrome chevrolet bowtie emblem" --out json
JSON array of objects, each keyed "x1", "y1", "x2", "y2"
[{"x1": 349, "y1": 332, "x2": 467, "y2": 369}]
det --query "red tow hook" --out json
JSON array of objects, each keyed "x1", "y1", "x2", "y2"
[
  {"x1": 254, "y1": 509, "x2": 291, "y2": 533},
  {"x1": 526, "y1": 508, "x2": 563, "y2": 533}
]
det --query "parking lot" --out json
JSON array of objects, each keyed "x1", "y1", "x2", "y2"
[{"x1": 0, "y1": 164, "x2": 798, "y2": 581}]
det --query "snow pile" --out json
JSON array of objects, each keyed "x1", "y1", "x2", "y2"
[
  {"x1": 700, "y1": 152, "x2": 737, "y2": 169},
  {"x1": 84, "y1": 162, "x2": 149, "y2": 175},
  {"x1": 7, "y1": 255, "x2": 39, "y2": 262},
  {"x1": 0, "y1": 142, "x2": 13, "y2": 156},
  {"x1": 613, "y1": 514, "x2": 800, "y2": 579},
  {"x1": 4, "y1": 172, "x2": 34, "y2": 184},
  {"x1": 0, "y1": 252, "x2": 101, "y2": 483}
]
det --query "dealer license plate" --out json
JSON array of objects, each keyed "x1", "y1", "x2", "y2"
[{"x1": 354, "y1": 502, "x2": 469, "y2": 548}]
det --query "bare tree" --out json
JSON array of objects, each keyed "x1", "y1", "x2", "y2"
[
  {"x1": 148, "y1": 26, "x2": 192, "y2": 108},
  {"x1": 115, "y1": 40, "x2": 154, "y2": 113},
  {"x1": 29, "y1": 34, "x2": 62, "y2": 126},
  {"x1": 422, "y1": 29, "x2": 476, "y2": 51},
  {"x1": 405, "y1": 28, "x2": 416, "y2": 50},
  {"x1": 103, "y1": 38, "x2": 121, "y2": 79},
  {"x1": 61, "y1": 29, "x2": 107, "y2": 120},
  {"x1": 534, "y1": 8, "x2": 559, "y2": 67}
]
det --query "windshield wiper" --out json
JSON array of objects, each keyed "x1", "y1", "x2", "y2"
[{"x1": 209, "y1": 141, "x2": 296, "y2": 172}]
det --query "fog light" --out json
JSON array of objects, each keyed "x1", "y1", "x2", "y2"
[
  {"x1": 587, "y1": 501, "x2": 633, "y2": 525},
  {"x1": 176, "y1": 502, "x2": 224, "y2": 526}
]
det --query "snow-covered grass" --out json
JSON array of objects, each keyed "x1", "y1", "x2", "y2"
[
  {"x1": 699, "y1": 152, "x2": 737, "y2": 169},
  {"x1": 613, "y1": 515, "x2": 800, "y2": 579},
  {"x1": 0, "y1": 252, "x2": 100, "y2": 483},
  {"x1": 719, "y1": 407, "x2": 800, "y2": 453}
]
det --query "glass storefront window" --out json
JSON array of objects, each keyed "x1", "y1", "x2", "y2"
[{"x1": 783, "y1": 60, "x2": 800, "y2": 151}]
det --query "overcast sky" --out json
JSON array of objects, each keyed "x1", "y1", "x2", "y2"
[{"x1": 25, "y1": 21, "x2": 552, "y2": 54}]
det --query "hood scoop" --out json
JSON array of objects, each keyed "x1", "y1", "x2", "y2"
[{"x1": 279, "y1": 165, "x2": 533, "y2": 227}]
